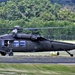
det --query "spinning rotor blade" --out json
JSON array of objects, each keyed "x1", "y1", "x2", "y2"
[
  {"x1": 23, "y1": 26, "x2": 71, "y2": 30},
  {"x1": 0, "y1": 28, "x2": 13, "y2": 30},
  {"x1": 0, "y1": 26, "x2": 72, "y2": 30}
]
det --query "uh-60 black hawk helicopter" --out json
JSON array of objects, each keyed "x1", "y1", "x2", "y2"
[{"x1": 0, "y1": 26, "x2": 75, "y2": 57}]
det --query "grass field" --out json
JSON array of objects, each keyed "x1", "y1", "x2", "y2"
[{"x1": 0, "y1": 64, "x2": 75, "y2": 75}]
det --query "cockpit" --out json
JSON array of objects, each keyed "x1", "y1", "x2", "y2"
[{"x1": 2, "y1": 40, "x2": 9, "y2": 47}]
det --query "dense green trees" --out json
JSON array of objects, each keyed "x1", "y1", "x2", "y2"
[
  {"x1": 0, "y1": 0, "x2": 75, "y2": 40},
  {"x1": 0, "y1": 0, "x2": 74, "y2": 27}
]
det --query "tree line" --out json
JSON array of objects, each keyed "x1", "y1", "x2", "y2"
[{"x1": 0, "y1": 0, "x2": 75, "y2": 40}]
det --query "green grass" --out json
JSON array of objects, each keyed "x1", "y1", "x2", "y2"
[{"x1": 0, "y1": 64, "x2": 75, "y2": 75}]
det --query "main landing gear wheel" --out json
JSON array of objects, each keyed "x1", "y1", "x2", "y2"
[
  {"x1": 1, "y1": 52, "x2": 6, "y2": 56},
  {"x1": 8, "y1": 52, "x2": 13, "y2": 56}
]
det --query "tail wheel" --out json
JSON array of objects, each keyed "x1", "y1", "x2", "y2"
[
  {"x1": 1, "y1": 52, "x2": 6, "y2": 56},
  {"x1": 57, "y1": 52, "x2": 59, "y2": 56}
]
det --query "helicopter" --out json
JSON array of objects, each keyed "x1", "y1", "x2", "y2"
[{"x1": 0, "y1": 26, "x2": 75, "y2": 57}]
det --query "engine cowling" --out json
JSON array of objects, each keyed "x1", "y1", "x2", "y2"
[{"x1": 13, "y1": 34, "x2": 38, "y2": 40}]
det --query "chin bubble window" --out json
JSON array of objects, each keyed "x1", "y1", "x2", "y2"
[{"x1": 14, "y1": 41, "x2": 19, "y2": 47}]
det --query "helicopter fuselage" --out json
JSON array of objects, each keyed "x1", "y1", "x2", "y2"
[{"x1": 0, "y1": 34, "x2": 75, "y2": 56}]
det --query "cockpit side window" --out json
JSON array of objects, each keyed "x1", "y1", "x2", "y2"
[
  {"x1": 14, "y1": 41, "x2": 19, "y2": 47},
  {"x1": 2, "y1": 40, "x2": 9, "y2": 47}
]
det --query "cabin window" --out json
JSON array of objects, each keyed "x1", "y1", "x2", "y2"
[
  {"x1": 14, "y1": 41, "x2": 19, "y2": 47},
  {"x1": 20, "y1": 41, "x2": 26, "y2": 47}
]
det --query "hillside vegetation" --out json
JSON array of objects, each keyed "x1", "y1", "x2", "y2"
[{"x1": 0, "y1": 0, "x2": 75, "y2": 40}]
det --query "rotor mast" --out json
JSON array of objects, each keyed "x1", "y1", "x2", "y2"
[{"x1": 12, "y1": 26, "x2": 20, "y2": 34}]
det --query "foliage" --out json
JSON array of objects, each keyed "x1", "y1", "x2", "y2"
[{"x1": 0, "y1": 0, "x2": 75, "y2": 40}]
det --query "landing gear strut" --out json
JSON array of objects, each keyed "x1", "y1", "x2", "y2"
[
  {"x1": 8, "y1": 48, "x2": 13, "y2": 56},
  {"x1": 66, "y1": 51, "x2": 73, "y2": 57}
]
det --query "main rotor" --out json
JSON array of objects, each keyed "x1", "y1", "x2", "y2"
[{"x1": 0, "y1": 25, "x2": 73, "y2": 35}]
